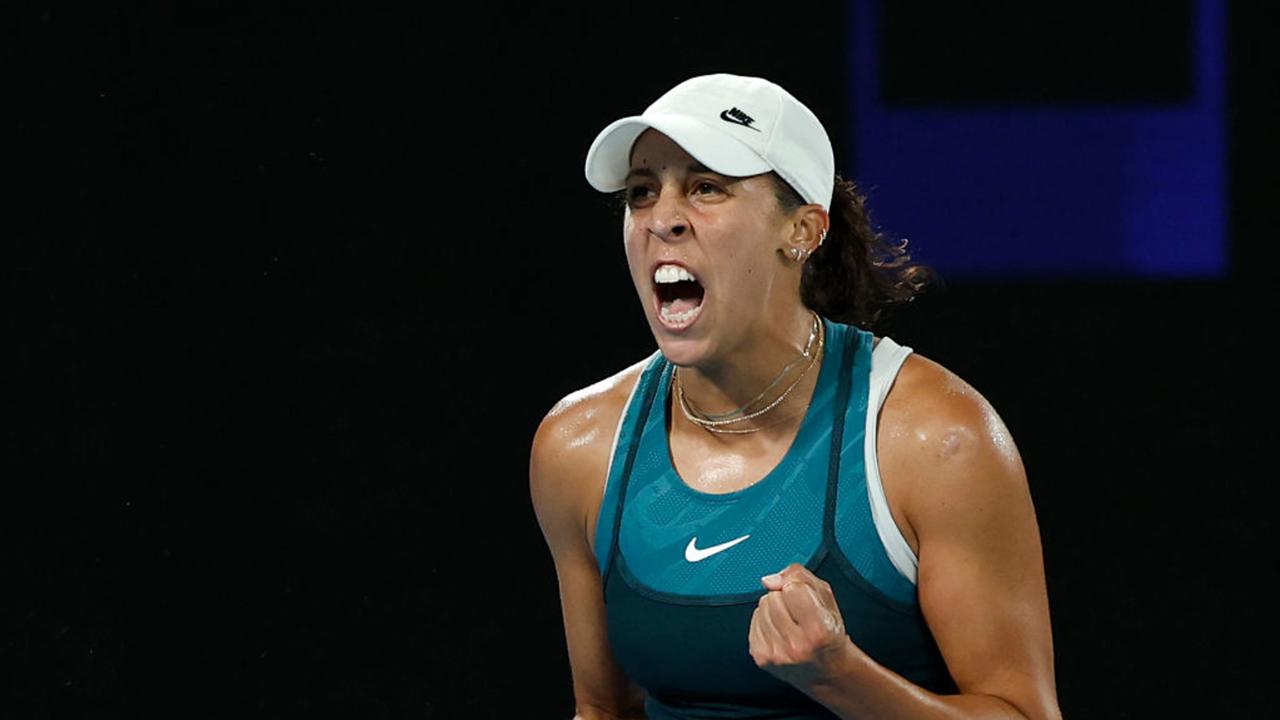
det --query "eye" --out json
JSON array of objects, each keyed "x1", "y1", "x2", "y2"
[
  {"x1": 625, "y1": 185, "x2": 654, "y2": 205},
  {"x1": 692, "y1": 180, "x2": 723, "y2": 196}
]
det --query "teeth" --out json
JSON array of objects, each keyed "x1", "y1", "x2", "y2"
[
  {"x1": 654, "y1": 264, "x2": 697, "y2": 284},
  {"x1": 659, "y1": 302, "x2": 702, "y2": 324}
]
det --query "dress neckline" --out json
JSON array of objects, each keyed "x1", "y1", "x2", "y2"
[{"x1": 656, "y1": 317, "x2": 839, "y2": 502}]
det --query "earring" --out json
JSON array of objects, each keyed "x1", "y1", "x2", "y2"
[{"x1": 791, "y1": 247, "x2": 803, "y2": 262}]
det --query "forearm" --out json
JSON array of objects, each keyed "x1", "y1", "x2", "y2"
[{"x1": 801, "y1": 641, "x2": 1043, "y2": 720}]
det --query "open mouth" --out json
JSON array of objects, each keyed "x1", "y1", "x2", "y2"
[{"x1": 653, "y1": 266, "x2": 705, "y2": 329}]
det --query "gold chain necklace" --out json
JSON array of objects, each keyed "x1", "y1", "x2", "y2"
[{"x1": 674, "y1": 312, "x2": 824, "y2": 434}]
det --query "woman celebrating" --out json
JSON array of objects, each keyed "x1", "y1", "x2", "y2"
[{"x1": 530, "y1": 73, "x2": 1061, "y2": 720}]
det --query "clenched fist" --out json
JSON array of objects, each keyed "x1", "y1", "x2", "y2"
[{"x1": 748, "y1": 563, "x2": 853, "y2": 690}]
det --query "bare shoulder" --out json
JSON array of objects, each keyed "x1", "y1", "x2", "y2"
[
  {"x1": 531, "y1": 354, "x2": 651, "y2": 475},
  {"x1": 877, "y1": 351, "x2": 1029, "y2": 542},
  {"x1": 881, "y1": 352, "x2": 1008, "y2": 442},
  {"x1": 529, "y1": 354, "x2": 653, "y2": 556},
  {"x1": 878, "y1": 349, "x2": 1059, "y2": 718}
]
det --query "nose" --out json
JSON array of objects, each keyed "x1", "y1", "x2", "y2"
[{"x1": 648, "y1": 186, "x2": 689, "y2": 241}]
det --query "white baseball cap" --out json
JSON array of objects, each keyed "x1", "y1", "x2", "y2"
[{"x1": 584, "y1": 73, "x2": 835, "y2": 210}]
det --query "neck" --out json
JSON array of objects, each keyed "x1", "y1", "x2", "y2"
[{"x1": 673, "y1": 307, "x2": 823, "y2": 434}]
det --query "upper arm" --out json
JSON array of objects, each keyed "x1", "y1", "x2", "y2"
[
  {"x1": 887, "y1": 358, "x2": 1061, "y2": 719},
  {"x1": 530, "y1": 385, "x2": 647, "y2": 719}
]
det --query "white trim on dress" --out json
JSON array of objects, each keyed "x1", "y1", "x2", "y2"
[{"x1": 865, "y1": 337, "x2": 920, "y2": 585}]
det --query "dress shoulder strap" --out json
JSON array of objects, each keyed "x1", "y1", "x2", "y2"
[{"x1": 593, "y1": 350, "x2": 666, "y2": 576}]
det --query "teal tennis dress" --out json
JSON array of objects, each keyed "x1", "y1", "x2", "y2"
[{"x1": 593, "y1": 318, "x2": 956, "y2": 719}]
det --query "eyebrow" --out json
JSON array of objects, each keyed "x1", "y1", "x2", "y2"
[{"x1": 624, "y1": 162, "x2": 717, "y2": 185}]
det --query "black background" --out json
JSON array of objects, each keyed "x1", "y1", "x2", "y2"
[
  {"x1": 8, "y1": 2, "x2": 1277, "y2": 718},
  {"x1": 883, "y1": 1, "x2": 1195, "y2": 103}
]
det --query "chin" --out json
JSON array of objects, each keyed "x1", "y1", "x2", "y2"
[
  {"x1": 648, "y1": 321, "x2": 709, "y2": 368},
  {"x1": 655, "y1": 340, "x2": 701, "y2": 368}
]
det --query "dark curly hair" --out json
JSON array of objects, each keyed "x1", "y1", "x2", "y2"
[{"x1": 771, "y1": 173, "x2": 934, "y2": 330}]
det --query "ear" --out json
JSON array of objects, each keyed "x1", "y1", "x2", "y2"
[{"x1": 782, "y1": 205, "x2": 830, "y2": 257}]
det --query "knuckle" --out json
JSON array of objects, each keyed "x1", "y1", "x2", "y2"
[
  {"x1": 751, "y1": 646, "x2": 772, "y2": 667},
  {"x1": 784, "y1": 642, "x2": 803, "y2": 664},
  {"x1": 823, "y1": 614, "x2": 843, "y2": 634}
]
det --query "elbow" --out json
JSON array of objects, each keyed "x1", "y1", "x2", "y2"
[{"x1": 998, "y1": 693, "x2": 1062, "y2": 720}]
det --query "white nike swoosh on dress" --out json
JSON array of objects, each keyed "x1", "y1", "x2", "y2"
[{"x1": 684, "y1": 534, "x2": 751, "y2": 562}]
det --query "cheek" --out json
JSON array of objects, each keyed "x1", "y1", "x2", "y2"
[
  {"x1": 622, "y1": 219, "x2": 640, "y2": 260},
  {"x1": 621, "y1": 220, "x2": 647, "y2": 286},
  {"x1": 719, "y1": 220, "x2": 776, "y2": 278},
  {"x1": 623, "y1": 209, "x2": 646, "y2": 249},
  {"x1": 622, "y1": 211, "x2": 635, "y2": 244}
]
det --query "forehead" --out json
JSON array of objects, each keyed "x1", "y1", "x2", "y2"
[
  {"x1": 623, "y1": 129, "x2": 778, "y2": 203},
  {"x1": 628, "y1": 129, "x2": 698, "y2": 170}
]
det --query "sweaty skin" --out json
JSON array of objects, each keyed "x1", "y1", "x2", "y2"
[
  {"x1": 530, "y1": 128, "x2": 1061, "y2": 719},
  {"x1": 531, "y1": 349, "x2": 1061, "y2": 719},
  {"x1": 620, "y1": 129, "x2": 830, "y2": 496},
  {"x1": 621, "y1": 130, "x2": 827, "y2": 419}
]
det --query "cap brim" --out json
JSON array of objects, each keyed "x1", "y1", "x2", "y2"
[{"x1": 584, "y1": 112, "x2": 773, "y2": 193}]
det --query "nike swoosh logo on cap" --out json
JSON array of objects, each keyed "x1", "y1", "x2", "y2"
[
  {"x1": 684, "y1": 534, "x2": 751, "y2": 562},
  {"x1": 719, "y1": 108, "x2": 762, "y2": 132}
]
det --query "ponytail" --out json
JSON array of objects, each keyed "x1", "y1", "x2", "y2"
[{"x1": 773, "y1": 174, "x2": 935, "y2": 329}]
